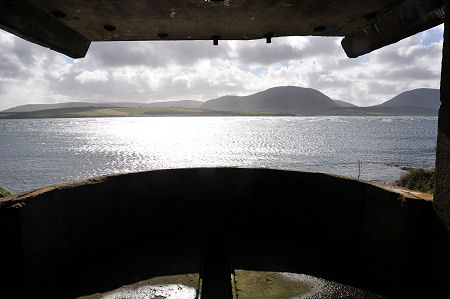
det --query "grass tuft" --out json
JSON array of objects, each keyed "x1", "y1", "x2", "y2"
[
  {"x1": 396, "y1": 168, "x2": 435, "y2": 194},
  {"x1": 0, "y1": 186, "x2": 12, "y2": 197}
]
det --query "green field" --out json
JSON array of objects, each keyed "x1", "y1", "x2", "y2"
[
  {"x1": 0, "y1": 107, "x2": 278, "y2": 119},
  {"x1": 0, "y1": 104, "x2": 438, "y2": 119}
]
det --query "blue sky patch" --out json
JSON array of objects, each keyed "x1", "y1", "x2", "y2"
[
  {"x1": 238, "y1": 65, "x2": 267, "y2": 75},
  {"x1": 60, "y1": 54, "x2": 75, "y2": 64},
  {"x1": 421, "y1": 25, "x2": 443, "y2": 46}
]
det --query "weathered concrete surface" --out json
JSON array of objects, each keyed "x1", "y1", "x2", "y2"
[
  {"x1": 0, "y1": 168, "x2": 448, "y2": 298},
  {"x1": 0, "y1": 0, "x2": 90, "y2": 58},
  {"x1": 435, "y1": 0, "x2": 450, "y2": 234},
  {"x1": 342, "y1": 0, "x2": 445, "y2": 58},
  {"x1": 0, "y1": 0, "x2": 445, "y2": 58}
]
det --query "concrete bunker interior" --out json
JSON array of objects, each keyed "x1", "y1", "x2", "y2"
[{"x1": 1, "y1": 0, "x2": 450, "y2": 298}]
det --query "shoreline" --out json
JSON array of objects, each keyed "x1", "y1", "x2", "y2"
[{"x1": 0, "y1": 106, "x2": 438, "y2": 119}]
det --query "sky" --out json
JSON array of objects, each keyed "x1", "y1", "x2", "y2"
[{"x1": 0, "y1": 24, "x2": 444, "y2": 111}]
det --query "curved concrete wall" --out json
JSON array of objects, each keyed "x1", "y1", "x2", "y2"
[{"x1": 0, "y1": 168, "x2": 448, "y2": 298}]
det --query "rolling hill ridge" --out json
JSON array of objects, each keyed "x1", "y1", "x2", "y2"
[
  {"x1": 1, "y1": 86, "x2": 440, "y2": 117},
  {"x1": 374, "y1": 88, "x2": 440, "y2": 108},
  {"x1": 201, "y1": 86, "x2": 339, "y2": 114}
]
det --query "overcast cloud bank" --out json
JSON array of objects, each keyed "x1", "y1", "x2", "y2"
[{"x1": 0, "y1": 25, "x2": 443, "y2": 110}]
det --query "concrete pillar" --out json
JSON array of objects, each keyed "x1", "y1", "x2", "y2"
[{"x1": 435, "y1": 0, "x2": 450, "y2": 232}]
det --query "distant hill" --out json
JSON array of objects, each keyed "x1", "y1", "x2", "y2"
[
  {"x1": 2, "y1": 100, "x2": 203, "y2": 113},
  {"x1": 201, "y1": 86, "x2": 339, "y2": 114},
  {"x1": 320, "y1": 106, "x2": 438, "y2": 116},
  {"x1": 201, "y1": 86, "x2": 438, "y2": 115},
  {"x1": 3, "y1": 102, "x2": 101, "y2": 112},
  {"x1": 334, "y1": 100, "x2": 356, "y2": 107},
  {"x1": 374, "y1": 88, "x2": 440, "y2": 109},
  {"x1": 1, "y1": 87, "x2": 440, "y2": 117}
]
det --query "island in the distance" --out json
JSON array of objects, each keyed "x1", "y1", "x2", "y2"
[{"x1": 0, "y1": 87, "x2": 439, "y2": 119}]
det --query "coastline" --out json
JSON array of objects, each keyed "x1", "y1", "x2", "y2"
[{"x1": 0, "y1": 106, "x2": 438, "y2": 119}]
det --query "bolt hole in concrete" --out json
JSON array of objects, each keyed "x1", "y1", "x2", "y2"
[
  {"x1": 313, "y1": 26, "x2": 326, "y2": 32},
  {"x1": 104, "y1": 25, "x2": 116, "y2": 32},
  {"x1": 51, "y1": 10, "x2": 67, "y2": 18},
  {"x1": 79, "y1": 271, "x2": 385, "y2": 298},
  {"x1": 363, "y1": 12, "x2": 378, "y2": 21}
]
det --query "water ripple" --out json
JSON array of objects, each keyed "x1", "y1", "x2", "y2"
[{"x1": 0, "y1": 116, "x2": 437, "y2": 192}]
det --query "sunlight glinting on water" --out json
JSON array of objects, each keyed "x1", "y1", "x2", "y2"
[
  {"x1": 0, "y1": 116, "x2": 437, "y2": 192},
  {"x1": 79, "y1": 117, "x2": 334, "y2": 170}
]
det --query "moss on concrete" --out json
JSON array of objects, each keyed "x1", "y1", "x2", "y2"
[{"x1": 234, "y1": 270, "x2": 311, "y2": 299}]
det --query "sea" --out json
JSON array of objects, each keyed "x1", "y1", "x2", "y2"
[{"x1": 0, "y1": 116, "x2": 438, "y2": 193}]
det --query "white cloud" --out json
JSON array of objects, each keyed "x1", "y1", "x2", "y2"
[
  {"x1": 0, "y1": 24, "x2": 444, "y2": 110},
  {"x1": 75, "y1": 70, "x2": 109, "y2": 84}
]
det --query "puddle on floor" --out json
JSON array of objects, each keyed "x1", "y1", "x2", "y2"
[{"x1": 79, "y1": 273, "x2": 199, "y2": 299}]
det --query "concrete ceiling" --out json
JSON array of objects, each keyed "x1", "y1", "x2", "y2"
[{"x1": 0, "y1": 0, "x2": 445, "y2": 58}]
